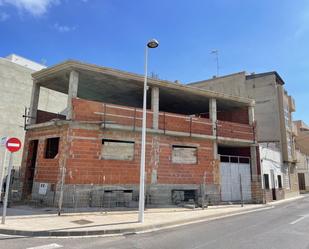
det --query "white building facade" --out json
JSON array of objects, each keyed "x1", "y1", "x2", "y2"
[{"x1": 0, "y1": 54, "x2": 67, "y2": 200}]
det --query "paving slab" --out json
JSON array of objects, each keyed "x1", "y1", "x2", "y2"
[{"x1": 0, "y1": 204, "x2": 269, "y2": 237}]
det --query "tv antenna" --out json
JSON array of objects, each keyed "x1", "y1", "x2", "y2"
[{"x1": 210, "y1": 50, "x2": 219, "y2": 77}]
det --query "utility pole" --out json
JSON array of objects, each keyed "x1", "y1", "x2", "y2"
[
  {"x1": 58, "y1": 129, "x2": 70, "y2": 216},
  {"x1": 138, "y1": 39, "x2": 159, "y2": 223},
  {"x1": 239, "y1": 174, "x2": 244, "y2": 207},
  {"x1": 202, "y1": 171, "x2": 207, "y2": 209}
]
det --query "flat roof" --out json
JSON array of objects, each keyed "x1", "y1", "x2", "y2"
[
  {"x1": 189, "y1": 71, "x2": 285, "y2": 87},
  {"x1": 33, "y1": 60, "x2": 254, "y2": 114},
  {"x1": 246, "y1": 71, "x2": 285, "y2": 85},
  {"x1": 188, "y1": 71, "x2": 246, "y2": 86},
  {"x1": 5, "y1": 54, "x2": 46, "y2": 71}
]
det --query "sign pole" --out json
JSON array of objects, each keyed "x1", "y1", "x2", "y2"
[
  {"x1": 1, "y1": 137, "x2": 22, "y2": 225},
  {"x1": 1, "y1": 152, "x2": 13, "y2": 224},
  {"x1": 0, "y1": 149, "x2": 7, "y2": 199},
  {"x1": 239, "y1": 174, "x2": 244, "y2": 207}
]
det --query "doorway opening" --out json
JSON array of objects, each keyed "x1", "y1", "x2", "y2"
[
  {"x1": 23, "y1": 140, "x2": 39, "y2": 199},
  {"x1": 298, "y1": 173, "x2": 306, "y2": 191}
]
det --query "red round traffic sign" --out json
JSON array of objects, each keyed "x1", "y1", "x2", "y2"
[{"x1": 6, "y1": 137, "x2": 22, "y2": 153}]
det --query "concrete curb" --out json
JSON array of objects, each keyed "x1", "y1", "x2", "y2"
[
  {"x1": 266, "y1": 195, "x2": 305, "y2": 206},
  {"x1": 0, "y1": 206, "x2": 272, "y2": 237}
]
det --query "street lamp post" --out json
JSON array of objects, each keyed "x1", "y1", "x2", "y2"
[{"x1": 138, "y1": 39, "x2": 159, "y2": 223}]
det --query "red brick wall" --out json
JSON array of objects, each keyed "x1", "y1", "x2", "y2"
[
  {"x1": 36, "y1": 110, "x2": 65, "y2": 124},
  {"x1": 72, "y1": 98, "x2": 153, "y2": 128},
  {"x1": 159, "y1": 113, "x2": 212, "y2": 135},
  {"x1": 22, "y1": 127, "x2": 217, "y2": 191},
  {"x1": 217, "y1": 120, "x2": 254, "y2": 140},
  {"x1": 21, "y1": 126, "x2": 68, "y2": 185},
  {"x1": 217, "y1": 108, "x2": 249, "y2": 124},
  {"x1": 21, "y1": 98, "x2": 255, "y2": 190},
  {"x1": 72, "y1": 98, "x2": 104, "y2": 121},
  {"x1": 155, "y1": 135, "x2": 215, "y2": 184},
  {"x1": 65, "y1": 128, "x2": 216, "y2": 185},
  {"x1": 73, "y1": 98, "x2": 254, "y2": 141},
  {"x1": 72, "y1": 98, "x2": 213, "y2": 136}
]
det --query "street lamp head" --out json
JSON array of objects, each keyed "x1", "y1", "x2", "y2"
[
  {"x1": 211, "y1": 49, "x2": 218, "y2": 54},
  {"x1": 147, "y1": 39, "x2": 159, "y2": 48}
]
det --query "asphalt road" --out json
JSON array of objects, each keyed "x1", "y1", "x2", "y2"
[{"x1": 1, "y1": 196, "x2": 309, "y2": 249}]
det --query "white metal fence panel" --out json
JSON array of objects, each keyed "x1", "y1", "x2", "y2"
[{"x1": 220, "y1": 161, "x2": 251, "y2": 202}]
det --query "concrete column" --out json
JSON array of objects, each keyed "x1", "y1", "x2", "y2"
[
  {"x1": 248, "y1": 106, "x2": 255, "y2": 125},
  {"x1": 209, "y1": 98, "x2": 218, "y2": 158},
  {"x1": 209, "y1": 98, "x2": 217, "y2": 135},
  {"x1": 66, "y1": 70, "x2": 79, "y2": 120},
  {"x1": 28, "y1": 81, "x2": 40, "y2": 125},
  {"x1": 151, "y1": 87, "x2": 159, "y2": 130},
  {"x1": 250, "y1": 145, "x2": 258, "y2": 176}
]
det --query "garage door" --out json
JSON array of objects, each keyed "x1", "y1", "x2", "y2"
[{"x1": 220, "y1": 156, "x2": 252, "y2": 202}]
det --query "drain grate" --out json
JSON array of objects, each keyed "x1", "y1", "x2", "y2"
[{"x1": 71, "y1": 219, "x2": 93, "y2": 225}]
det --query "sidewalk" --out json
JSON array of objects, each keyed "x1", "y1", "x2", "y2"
[{"x1": 0, "y1": 204, "x2": 269, "y2": 237}]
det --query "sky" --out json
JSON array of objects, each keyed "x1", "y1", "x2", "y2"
[{"x1": 0, "y1": 0, "x2": 308, "y2": 123}]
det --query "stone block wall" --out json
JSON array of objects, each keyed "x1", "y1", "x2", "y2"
[
  {"x1": 284, "y1": 165, "x2": 300, "y2": 199},
  {"x1": 251, "y1": 175, "x2": 264, "y2": 204}
]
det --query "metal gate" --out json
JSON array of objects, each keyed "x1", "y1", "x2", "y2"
[{"x1": 220, "y1": 155, "x2": 252, "y2": 202}]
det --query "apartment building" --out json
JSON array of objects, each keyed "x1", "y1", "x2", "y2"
[
  {"x1": 0, "y1": 54, "x2": 67, "y2": 200},
  {"x1": 189, "y1": 71, "x2": 299, "y2": 202},
  {"x1": 294, "y1": 120, "x2": 309, "y2": 192},
  {"x1": 19, "y1": 60, "x2": 261, "y2": 208}
]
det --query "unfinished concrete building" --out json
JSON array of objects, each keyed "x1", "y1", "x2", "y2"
[
  {"x1": 189, "y1": 71, "x2": 299, "y2": 202},
  {"x1": 20, "y1": 60, "x2": 261, "y2": 208}
]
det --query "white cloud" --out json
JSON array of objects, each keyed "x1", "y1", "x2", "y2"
[
  {"x1": 0, "y1": 11, "x2": 9, "y2": 21},
  {"x1": 0, "y1": 0, "x2": 60, "y2": 16},
  {"x1": 53, "y1": 22, "x2": 76, "y2": 32}
]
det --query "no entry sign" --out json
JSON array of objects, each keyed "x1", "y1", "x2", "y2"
[
  {"x1": 2, "y1": 137, "x2": 22, "y2": 224},
  {"x1": 6, "y1": 137, "x2": 22, "y2": 153}
]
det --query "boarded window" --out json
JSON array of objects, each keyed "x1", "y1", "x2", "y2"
[
  {"x1": 263, "y1": 174, "x2": 270, "y2": 189},
  {"x1": 172, "y1": 145, "x2": 197, "y2": 164},
  {"x1": 45, "y1": 137, "x2": 60, "y2": 159},
  {"x1": 102, "y1": 139, "x2": 134, "y2": 160}
]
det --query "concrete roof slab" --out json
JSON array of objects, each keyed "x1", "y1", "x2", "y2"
[{"x1": 33, "y1": 60, "x2": 254, "y2": 114}]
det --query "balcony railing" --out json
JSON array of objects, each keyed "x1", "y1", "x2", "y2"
[
  {"x1": 72, "y1": 98, "x2": 255, "y2": 141},
  {"x1": 217, "y1": 120, "x2": 255, "y2": 141}
]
